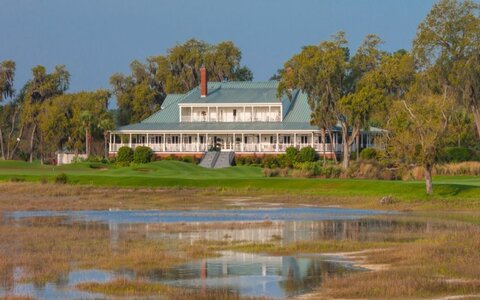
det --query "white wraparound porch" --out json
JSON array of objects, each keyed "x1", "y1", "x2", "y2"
[{"x1": 108, "y1": 131, "x2": 383, "y2": 154}]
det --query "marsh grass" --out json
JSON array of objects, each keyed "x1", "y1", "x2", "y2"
[
  {"x1": 0, "y1": 217, "x2": 219, "y2": 286},
  {"x1": 76, "y1": 279, "x2": 272, "y2": 299},
  {"x1": 319, "y1": 227, "x2": 480, "y2": 299}
]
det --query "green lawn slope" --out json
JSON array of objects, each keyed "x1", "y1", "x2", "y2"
[{"x1": 0, "y1": 160, "x2": 479, "y2": 201}]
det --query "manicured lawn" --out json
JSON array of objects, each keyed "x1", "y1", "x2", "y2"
[{"x1": 0, "y1": 160, "x2": 479, "y2": 201}]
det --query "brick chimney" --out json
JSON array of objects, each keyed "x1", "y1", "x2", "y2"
[{"x1": 200, "y1": 66, "x2": 207, "y2": 97}]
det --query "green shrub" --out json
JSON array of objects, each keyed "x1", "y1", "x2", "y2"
[
  {"x1": 441, "y1": 147, "x2": 475, "y2": 162},
  {"x1": 263, "y1": 167, "x2": 289, "y2": 177},
  {"x1": 296, "y1": 146, "x2": 317, "y2": 163},
  {"x1": 10, "y1": 176, "x2": 26, "y2": 182},
  {"x1": 360, "y1": 148, "x2": 378, "y2": 160},
  {"x1": 133, "y1": 146, "x2": 153, "y2": 164},
  {"x1": 292, "y1": 162, "x2": 320, "y2": 177},
  {"x1": 87, "y1": 155, "x2": 107, "y2": 163},
  {"x1": 285, "y1": 146, "x2": 299, "y2": 167},
  {"x1": 54, "y1": 173, "x2": 68, "y2": 184},
  {"x1": 116, "y1": 146, "x2": 134, "y2": 166},
  {"x1": 262, "y1": 156, "x2": 280, "y2": 168},
  {"x1": 182, "y1": 156, "x2": 194, "y2": 163}
]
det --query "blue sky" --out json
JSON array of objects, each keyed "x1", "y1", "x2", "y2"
[{"x1": 1, "y1": 0, "x2": 439, "y2": 104}]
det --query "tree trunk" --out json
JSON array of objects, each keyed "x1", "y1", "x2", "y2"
[
  {"x1": 39, "y1": 134, "x2": 44, "y2": 165},
  {"x1": 424, "y1": 165, "x2": 433, "y2": 195},
  {"x1": 8, "y1": 125, "x2": 24, "y2": 160},
  {"x1": 104, "y1": 132, "x2": 108, "y2": 159},
  {"x1": 29, "y1": 124, "x2": 37, "y2": 163},
  {"x1": 85, "y1": 128, "x2": 90, "y2": 156},
  {"x1": 341, "y1": 127, "x2": 350, "y2": 169},
  {"x1": 321, "y1": 129, "x2": 326, "y2": 166},
  {"x1": 0, "y1": 128, "x2": 5, "y2": 160},
  {"x1": 328, "y1": 131, "x2": 338, "y2": 164},
  {"x1": 342, "y1": 142, "x2": 350, "y2": 169},
  {"x1": 356, "y1": 133, "x2": 360, "y2": 161},
  {"x1": 472, "y1": 104, "x2": 480, "y2": 139}
]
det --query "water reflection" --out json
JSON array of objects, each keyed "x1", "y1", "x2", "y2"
[
  {"x1": 2, "y1": 208, "x2": 423, "y2": 299},
  {"x1": 151, "y1": 251, "x2": 359, "y2": 299}
]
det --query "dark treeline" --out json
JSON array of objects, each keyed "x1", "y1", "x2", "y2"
[{"x1": 0, "y1": 0, "x2": 479, "y2": 193}]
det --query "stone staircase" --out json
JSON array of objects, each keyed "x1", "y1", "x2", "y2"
[
  {"x1": 199, "y1": 151, "x2": 235, "y2": 168},
  {"x1": 199, "y1": 151, "x2": 220, "y2": 168},
  {"x1": 213, "y1": 151, "x2": 235, "y2": 169}
]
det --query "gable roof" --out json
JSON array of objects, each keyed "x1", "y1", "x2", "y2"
[{"x1": 178, "y1": 81, "x2": 290, "y2": 104}]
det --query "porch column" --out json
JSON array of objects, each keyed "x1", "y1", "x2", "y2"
[
  {"x1": 268, "y1": 106, "x2": 271, "y2": 122},
  {"x1": 241, "y1": 133, "x2": 244, "y2": 152},
  {"x1": 251, "y1": 106, "x2": 254, "y2": 122},
  {"x1": 233, "y1": 133, "x2": 236, "y2": 151},
  {"x1": 190, "y1": 107, "x2": 193, "y2": 122},
  {"x1": 276, "y1": 133, "x2": 279, "y2": 152},
  {"x1": 311, "y1": 132, "x2": 314, "y2": 148},
  {"x1": 146, "y1": 133, "x2": 149, "y2": 147},
  {"x1": 294, "y1": 133, "x2": 297, "y2": 147},
  {"x1": 163, "y1": 133, "x2": 166, "y2": 152},
  {"x1": 180, "y1": 133, "x2": 183, "y2": 152},
  {"x1": 109, "y1": 133, "x2": 112, "y2": 152},
  {"x1": 197, "y1": 133, "x2": 200, "y2": 152},
  {"x1": 243, "y1": 106, "x2": 246, "y2": 122},
  {"x1": 129, "y1": 133, "x2": 132, "y2": 148},
  {"x1": 259, "y1": 133, "x2": 262, "y2": 152},
  {"x1": 207, "y1": 107, "x2": 210, "y2": 122},
  {"x1": 216, "y1": 106, "x2": 219, "y2": 122},
  {"x1": 206, "y1": 133, "x2": 209, "y2": 150}
]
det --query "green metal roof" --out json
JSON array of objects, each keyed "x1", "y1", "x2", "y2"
[
  {"x1": 141, "y1": 94, "x2": 185, "y2": 123},
  {"x1": 116, "y1": 80, "x2": 384, "y2": 134},
  {"x1": 178, "y1": 81, "x2": 291, "y2": 104}
]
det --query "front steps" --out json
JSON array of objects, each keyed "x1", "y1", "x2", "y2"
[{"x1": 199, "y1": 151, "x2": 234, "y2": 168}]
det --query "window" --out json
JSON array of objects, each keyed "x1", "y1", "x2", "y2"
[
  {"x1": 200, "y1": 136, "x2": 205, "y2": 144},
  {"x1": 151, "y1": 136, "x2": 163, "y2": 144},
  {"x1": 283, "y1": 136, "x2": 291, "y2": 144},
  {"x1": 301, "y1": 135, "x2": 308, "y2": 144},
  {"x1": 270, "y1": 136, "x2": 275, "y2": 144},
  {"x1": 171, "y1": 136, "x2": 180, "y2": 144}
]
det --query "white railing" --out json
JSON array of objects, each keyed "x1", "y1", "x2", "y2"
[
  {"x1": 110, "y1": 142, "x2": 349, "y2": 153},
  {"x1": 179, "y1": 114, "x2": 282, "y2": 123}
]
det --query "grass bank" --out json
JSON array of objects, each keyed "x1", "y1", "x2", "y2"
[{"x1": 0, "y1": 160, "x2": 479, "y2": 205}]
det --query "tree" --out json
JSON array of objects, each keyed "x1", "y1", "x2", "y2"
[
  {"x1": 413, "y1": 0, "x2": 480, "y2": 138},
  {"x1": 37, "y1": 90, "x2": 111, "y2": 159},
  {"x1": 80, "y1": 111, "x2": 95, "y2": 156},
  {"x1": 111, "y1": 39, "x2": 253, "y2": 125},
  {"x1": 278, "y1": 33, "x2": 386, "y2": 169},
  {"x1": 98, "y1": 116, "x2": 115, "y2": 158},
  {"x1": 388, "y1": 88, "x2": 454, "y2": 194},
  {"x1": 0, "y1": 60, "x2": 16, "y2": 160},
  {"x1": 20, "y1": 65, "x2": 70, "y2": 162}
]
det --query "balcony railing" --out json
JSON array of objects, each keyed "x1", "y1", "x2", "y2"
[{"x1": 180, "y1": 114, "x2": 281, "y2": 123}]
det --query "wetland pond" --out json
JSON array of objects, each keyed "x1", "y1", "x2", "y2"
[{"x1": 1, "y1": 207, "x2": 427, "y2": 299}]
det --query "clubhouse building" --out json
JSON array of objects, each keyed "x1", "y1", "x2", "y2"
[{"x1": 109, "y1": 67, "x2": 384, "y2": 158}]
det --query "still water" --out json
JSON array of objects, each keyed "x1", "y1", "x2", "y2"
[{"x1": 1, "y1": 207, "x2": 410, "y2": 299}]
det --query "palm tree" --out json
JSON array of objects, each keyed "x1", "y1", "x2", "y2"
[
  {"x1": 98, "y1": 117, "x2": 115, "y2": 159},
  {"x1": 80, "y1": 111, "x2": 94, "y2": 156}
]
